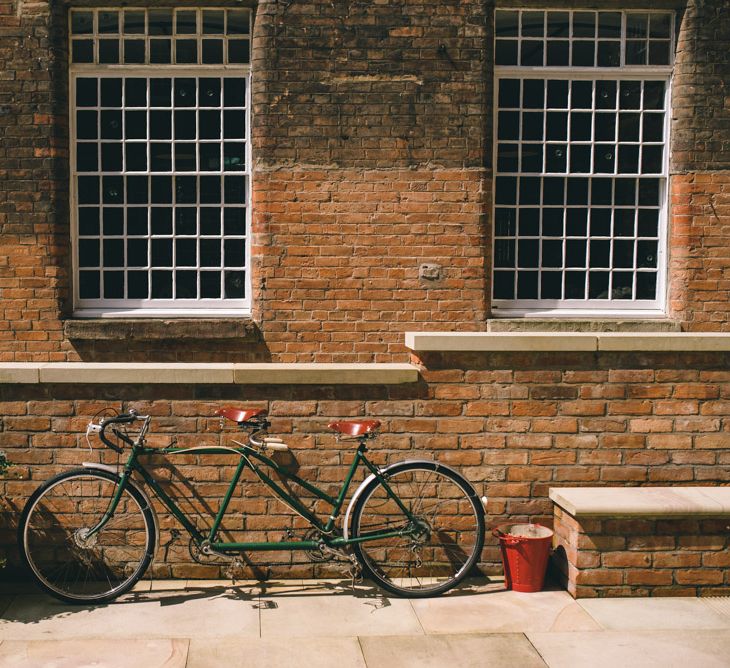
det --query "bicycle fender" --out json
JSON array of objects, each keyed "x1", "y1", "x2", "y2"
[
  {"x1": 342, "y1": 459, "x2": 444, "y2": 541},
  {"x1": 81, "y1": 462, "x2": 160, "y2": 562}
]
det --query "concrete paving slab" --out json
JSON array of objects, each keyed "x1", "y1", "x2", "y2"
[
  {"x1": 0, "y1": 591, "x2": 260, "y2": 639},
  {"x1": 577, "y1": 597, "x2": 730, "y2": 630},
  {"x1": 0, "y1": 638, "x2": 188, "y2": 668},
  {"x1": 258, "y1": 584, "x2": 423, "y2": 637},
  {"x1": 187, "y1": 636, "x2": 366, "y2": 668},
  {"x1": 528, "y1": 630, "x2": 730, "y2": 668},
  {"x1": 410, "y1": 589, "x2": 601, "y2": 634},
  {"x1": 703, "y1": 597, "x2": 730, "y2": 620},
  {"x1": 359, "y1": 633, "x2": 547, "y2": 668}
]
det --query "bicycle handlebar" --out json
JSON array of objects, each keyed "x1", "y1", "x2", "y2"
[{"x1": 97, "y1": 410, "x2": 142, "y2": 452}]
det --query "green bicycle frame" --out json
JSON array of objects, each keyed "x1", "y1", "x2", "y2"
[{"x1": 95, "y1": 437, "x2": 419, "y2": 553}]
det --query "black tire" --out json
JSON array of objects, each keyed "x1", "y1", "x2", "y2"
[
  {"x1": 18, "y1": 468, "x2": 156, "y2": 604},
  {"x1": 350, "y1": 461, "x2": 485, "y2": 598}
]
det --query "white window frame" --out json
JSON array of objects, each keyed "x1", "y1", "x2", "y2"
[
  {"x1": 69, "y1": 7, "x2": 252, "y2": 318},
  {"x1": 492, "y1": 9, "x2": 674, "y2": 317}
]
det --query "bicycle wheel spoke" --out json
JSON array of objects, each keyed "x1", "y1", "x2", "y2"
[
  {"x1": 352, "y1": 464, "x2": 484, "y2": 597},
  {"x1": 20, "y1": 471, "x2": 154, "y2": 603}
]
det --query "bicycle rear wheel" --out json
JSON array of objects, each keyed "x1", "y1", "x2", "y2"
[
  {"x1": 350, "y1": 461, "x2": 485, "y2": 597},
  {"x1": 18, "y1": 469, "x2": 156, "y2": 604}
]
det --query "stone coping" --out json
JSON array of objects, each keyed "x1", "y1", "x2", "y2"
[
  {"x1": 0, "y1": 363, "x2": 419, "y2": 385},
  {"x1": 549, "y1": 486, "x2": 730, "y2": 518},
  {"x1": 405, "y1": 331, "x2": 730, "y2": 352}
]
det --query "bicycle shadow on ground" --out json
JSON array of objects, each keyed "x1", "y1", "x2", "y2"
[{"x1": 0, "y1": 576, "x2": 500, "y2": 626}]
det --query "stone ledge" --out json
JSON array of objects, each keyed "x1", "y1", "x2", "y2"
[
  {"x1": 0, "y1": 363, "x2": 419, "y2": 385},
  {"x1": 404, "y1": 331, "x2": 730, "y2": 352},
  {"x1": 487, "y1": 319, "x2": 681, "y2": 332},
  {"x1": 549, "y1": 486, "x2": 730, "y2": 518},
  {"x1": 64, "y1": 318, "x2": 260, "y2": 341},
  {"x1": 233, "y1": 363, "x2": 418, "y2": 385}
]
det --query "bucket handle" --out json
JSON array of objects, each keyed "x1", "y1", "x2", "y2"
[{"x1": 492, "y1": 527, "x2": 521, "y2": 545}]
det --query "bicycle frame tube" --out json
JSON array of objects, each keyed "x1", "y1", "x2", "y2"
[{"x1": 90, "y1": 439, "x2": 421, "y2": 553}]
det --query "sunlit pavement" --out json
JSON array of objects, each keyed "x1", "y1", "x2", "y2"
[{"x1": 1, "y1": 578, "x2": 730, "y2": 667}]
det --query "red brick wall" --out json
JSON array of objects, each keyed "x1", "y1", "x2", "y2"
[
  {"x1": 2, "y1": 350, "x2": 729, "y2": 579},
  {"x1": 668, "y1": 173, "x2": 730, "y2": 330},
  {"x1": 251, "y1": 169, "x2": 489, "y2": 361},
  {"x1": 553, "y1": 506, "x2": 730, "y2": 598}
]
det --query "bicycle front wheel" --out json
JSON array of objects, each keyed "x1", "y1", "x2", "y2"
[
  {"x1": 350, "y1": 461, "x2": 485, "y2": 597},
  {"x1": 18, "y1": 469, "x2": 156, "y2": 604}
]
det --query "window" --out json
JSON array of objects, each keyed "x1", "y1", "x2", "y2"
[
  {"x1": 70, "y1": 8, "x2": 251, "y2": 316},
  {"x1": 492, "y1": 10, "x2": 673, "y2": 315}
]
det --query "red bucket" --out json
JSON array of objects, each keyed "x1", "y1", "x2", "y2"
[{"x1": 493, "y1": 523, "x2": 553, "y2": 593}]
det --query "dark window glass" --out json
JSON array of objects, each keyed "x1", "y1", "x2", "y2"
[
  {"x1": 224, "y1": 176, "x2": 246, "y2": 204},
  {"x1": 200, "y1": 208, "x2": 221, "y2": 235},
  {"x1": 200, "y1": 144, "x2": 221, "y2": 171},
  {"x1": 150, "y1": 40, "x2": 172, "y2": 64},
  {"x1": 224, "y1": 271, "x2": 246, "y2": 298},
  {"x1": 597, "y1": 41, "x2": 620, "y2": 67},
  {"x1": 547, "y1": 80, "x2": 568, "y2": 108},
  {"x1": 199, "y1": 78, "x2": 221, "y2": 107},
  {"x1": 201, "y1": 239, "x2": 222, "y2": 267},
  {"x1": 101, "y1": 79, "x2": 122, "y2": 107},
  {"x1": 149, "y1": 9, "x2": 173, "y2": 36},
  {"x1": 103, "y1": 207, "x2": 123, "y2": 235},
  {"x1": 127, "y1": 176, "x2": 148, "y2": 204},
  {"x1": 79, "y1": 207, "x2": 100, "y2": 235},
  {"x1": 498, "y1": 79, "x2": 520, "y2": 108},
  {"x1": 228, "y1": 10, "x2": 250, "y2": 35},
  {"x1": 565, "y1": 272, "x2": 586, "y2": 298},
  {"x1": 493, "y1": 271, "x2": 515, "y2": 299},
  {"x1": 175, "y1": 78, "x2": 196, "y2": 107},
  {"x1": 72, "y1": 11, "x2": 94, "y2": 34},
  {"x1": 176, "y1": 271, "x2": 197, "y2": 298},
  {"x1": 151, "y1": 270, "x2": 173, "y2": 298},
  {"x1": 201, "y1": 271, "x2": 221, "y2": 298},
  {"x1": 99, "y1": 40, "x2": 120, "y2": 64},
  {"x1": 76, "y1": 78, "x2": 98, "y2": 107},
  {"x1": 176, "y1": 40, "x2": 198, "y2": 64},
  {"x1": 124, "y1": 11, "x2": 145, "y2": 34},
  {"x1": 125, "y1": 111, "x2": 146, "y2": 139},
  {"x1": 521, "y1": 41, "x2": 544, "y2": 67},
  {"x1": 588, "y1": 271, "x2": 609, "y2": 299},
  {"x1": 542, "y1": 209, "x2": 563, "y2": 236},
  {"x1": 495, "y1": 40, "x2": 518, "y2": 66},
  {"x1": 495, "y1": 11, "x2": 519, "y2": 37},
  {"x1": 79, "y1": 239, "x2": 100, "y2": 267},
  {"x1": 78, "y1": 177, "x2": 100, "y2": 204},
  {"x1": 151, "y1": 207, "x2": 172, "y2": 235},
  {"x1": 79, "y1": 271, "x2": 100, "y2": 299},
  {"x1": 572, "y1": 12, "x2": 595, "y2": 38},
  {"x1": 150, "y1": 79, "x2": 172, "y2": 107},
  {"x1": 124, "y1": 40, "x2": 146, "y2": 64},
  {"x1": 571, "y1": 41, "x2": 594, "y2": 67},
  {"x1": 200, "y1": 176, "x2": 222, "y2": 203},
  {"x1": 203, "y1": 10, "x2": 225, "y2": 34},
  {"x1": 77, "y1": 144, "x2": 98, "y2": 172},
  {"x1": 541, "y1": 272, "x2": 562, "y2": 298},
  {"x1": 521, "y1": 11, "x2": 544, "y2": 37},
  {"x1": 99, "y1": 11, "x2": 119, "y2": 34},
  {"x1": 228, "y1": 40, "x2": 250, "y2": 64},
  {"x1": 176, "y1": 11, "x2": 197, "y2": 34},
  {"x1": 128, "y1": 271, "x2": 149, "y2": 298},
  {"x1": 104, "y1": 271, "x2": 124, "y2": 298},
  {"x1": 202, "y1": 39, "x2": 224, "y2": 64},
  {"x1": 636, "y1": 272, "x2": 657, "y2": 299},
  {"x1": 519, "y1": 209, "x2": 539, "y2": 236},
  {"x1": 127, "y1": 239, "x2": 148, "y2": 267},
  {"x1": 127, "y1": 208, "x2": 148, "y2": 236},
  {"x1": 517, "y1": 271, "x2": 538, "y2": 299},
  {"x1": 151, "y1": 176, "x2": 172, "y2": 204}
]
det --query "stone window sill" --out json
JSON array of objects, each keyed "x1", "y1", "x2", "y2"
[
  {"x1": 404, "y1": 331, "x2": 730, "y2": 352},
  {"x1": 64, "y1": 318, "x2": 260, "y2": 342},
  {"x1": 0, "y1": 363, "x2": 419, "y2": 385}
]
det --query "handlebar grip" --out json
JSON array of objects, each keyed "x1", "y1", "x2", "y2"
[{"x1": 101, "y1": 412, "x2": 137, "y2": 427}]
